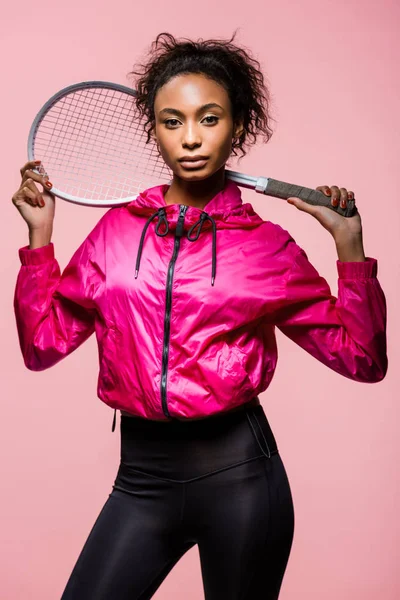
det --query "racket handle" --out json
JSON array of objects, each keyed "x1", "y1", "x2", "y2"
[{"x1": 260, "y1": 177, "x2": 358, "y2": 218}]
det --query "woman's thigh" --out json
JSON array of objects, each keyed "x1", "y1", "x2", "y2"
[
  {"x1": 193, "y1": 452, "x2": 295, "y2": 600},
  {"x1": 60, "y1": 476, "x2": 195, "y2": 600}
]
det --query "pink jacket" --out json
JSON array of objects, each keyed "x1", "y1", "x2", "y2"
[{"x1": 14, "y1": 179, "x2": 388, "y2": 425}]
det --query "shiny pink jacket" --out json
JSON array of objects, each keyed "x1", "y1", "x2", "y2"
[{"x1": 14, "y1": 179, "x2": 388, "y2": 423}]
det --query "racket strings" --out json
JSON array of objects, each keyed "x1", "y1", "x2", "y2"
[{"x1": 32, "y1": 87, "x2": 172, "y2": 202}]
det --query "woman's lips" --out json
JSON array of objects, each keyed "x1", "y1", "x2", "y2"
[{"x1": 179, "y1": 159, "x2": 208, "y2": 169}]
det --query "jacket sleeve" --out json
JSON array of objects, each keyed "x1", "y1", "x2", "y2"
[
  {"x1": 274, "y1": 245, "x2": 388, "y2": 383},
  {"x1": 13, "y1": 225, "x2": 105, "y2": 371}
]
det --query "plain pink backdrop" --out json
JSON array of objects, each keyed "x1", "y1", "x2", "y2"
[{"x1": 2, "y1": 1, "x2": 398, "y2": 598}]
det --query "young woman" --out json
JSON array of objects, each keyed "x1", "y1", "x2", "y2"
[{"x1": 12, "y1": 32, "x2": 387, "y2": 600}]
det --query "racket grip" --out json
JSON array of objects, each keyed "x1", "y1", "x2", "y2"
[{"x1": 263, "y1": 177, "x2": 358, "y2": 218}]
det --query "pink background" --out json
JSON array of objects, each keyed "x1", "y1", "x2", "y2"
[{"x1": 1, "y1": 1, "x2": 399, "y2": 598}]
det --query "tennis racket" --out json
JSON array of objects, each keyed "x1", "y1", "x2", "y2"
[{"x1": 27, "y1": 81, "x2": 357, "y2": 216}]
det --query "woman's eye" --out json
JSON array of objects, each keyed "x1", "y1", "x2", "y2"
[
  {"x1": 203, "y1": 116, "x2": 219, "y2": 124},
  {"x1": 164, "y1": 119, "x2": 180, "y2": 127},
  {"x1": 164, "y1": 116, "x2": 219, "y2": 128}
]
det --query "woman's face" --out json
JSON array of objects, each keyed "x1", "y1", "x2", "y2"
[{"x1": 153, "y1": 73, "x2": 242, "y2": 181}]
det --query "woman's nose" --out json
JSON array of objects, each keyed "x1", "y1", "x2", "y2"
[{"x1": 182, "y1": 124, "x2": 201, "y2": 147}]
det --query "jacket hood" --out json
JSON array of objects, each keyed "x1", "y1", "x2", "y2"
[{"x1": 126, "y1": 178, "x2": 264, "y2": 286}]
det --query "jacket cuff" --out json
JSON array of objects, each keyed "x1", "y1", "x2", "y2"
[
  {"x1": 336, "y1": 256, "x2": 378, "y2": 279},
  {"x1": 19, "y1": 242, "x2": 55, "y2": 266}
]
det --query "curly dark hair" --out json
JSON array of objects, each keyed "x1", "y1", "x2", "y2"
[{"x1": 127, "y1": 30, "x2": 276, "y2": 160}]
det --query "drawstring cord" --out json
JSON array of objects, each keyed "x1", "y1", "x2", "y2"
[
  {"x1": 135, "y1": 208, "x2": 169, "y2": 279},
  {"x1": 187, "y1": 212, "x2": 217, "y2": 286},
  {"x1": 135, "y1": 207, "x2": 217, "y2": 286}
]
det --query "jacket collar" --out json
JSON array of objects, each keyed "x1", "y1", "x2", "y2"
[
  {"x1": 127, "y1": 177, "x2": 264, "y2": 286},
  {"x1": 128, "y1": 177, "x2": 242, "y2": 213}
]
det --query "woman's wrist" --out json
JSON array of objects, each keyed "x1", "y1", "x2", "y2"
[
  {"x1": 28, "y1": 227, "x2": 53, "y2": 249},
  {"x1": 334, "y1": 232, "x2": 366, "y2": 262}
]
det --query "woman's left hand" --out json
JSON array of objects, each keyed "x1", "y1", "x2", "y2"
[{"x1": 287, "y1": 185, "x2": 362, "y2": 241}]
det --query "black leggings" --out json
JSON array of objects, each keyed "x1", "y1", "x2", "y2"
[{"x1": 61, "y1": 402, "x2": 295, "y2": 599}]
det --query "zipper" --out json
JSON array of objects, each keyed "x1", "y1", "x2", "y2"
[{"x1": 161, "y1": 204, "x2": 188, "y2": 417}]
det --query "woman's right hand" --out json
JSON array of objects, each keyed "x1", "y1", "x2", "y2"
[{"x1": 12, "y1": 160, "x2": 55, "y2": 231}]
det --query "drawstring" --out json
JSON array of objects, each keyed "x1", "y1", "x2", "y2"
[
  {"x1": 135, "y1": 208, "x2": 169, "y2": 279},
  {"x1": 135, "y1": 208, "x2": 217, "y2": 286},
  {"x1": 187, "y1": 212, "x2": 217, "y2": 286}
]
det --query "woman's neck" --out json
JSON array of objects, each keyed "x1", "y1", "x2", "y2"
[{"x1": 164, "y1": 166, "x2": 226, "y2": 209}]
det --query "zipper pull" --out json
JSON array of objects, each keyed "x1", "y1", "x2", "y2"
[
  {"x1": 111, "y1": 408, "x2": 116, "y2": 432},
  {"x1": 175, "y1": 205, "x2": 187, "y2": 238}
]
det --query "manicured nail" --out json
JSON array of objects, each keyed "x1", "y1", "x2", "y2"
[
  {"x1": 45, "y1": 181, "x2": 52, "y2": 188},
  {"x1": 34, "y1": 160, "x2": 41, "y2": 165}
]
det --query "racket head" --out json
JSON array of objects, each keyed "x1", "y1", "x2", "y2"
[{"x1": 27, "y1": 81, "x2": 174, "y2": 207}]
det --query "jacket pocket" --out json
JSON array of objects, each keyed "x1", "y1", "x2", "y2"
[
  {"x1": 217, "y1": 342, "x2": 254, "y2": 396},
  {"x1": 98, "y1": 325, "x2": 120, "y2": 390}
]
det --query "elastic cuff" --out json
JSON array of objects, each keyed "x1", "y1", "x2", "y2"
[
  {"x1": 337, "y1": 256, "x2": 378, "y2": 279},
  {"x1": 19, "y1": 242, "x2": 55, "y2": 266}
]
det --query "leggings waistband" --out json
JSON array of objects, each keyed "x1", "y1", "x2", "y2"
[{"x1": 113, "y1": 401, "x2": 278, "y2": 483}]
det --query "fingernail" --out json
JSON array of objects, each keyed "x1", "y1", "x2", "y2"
[
  {"x1": 34, "y1": 160, "x2": 41, "y2": 165},
  {"x1": 40, "y1": 197, "x2": 45, "y2": 207},
  {"x1": 45, "y1": 181, "x2": 52, "y2": 188},
  {"x1": 325, "y1": 189, "x2": 331, "y2": 195}
]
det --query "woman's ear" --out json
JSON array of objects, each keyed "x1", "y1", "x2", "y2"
[
  {"x1": 233, "y1": 121, "x2": 244, "y2": 141},
  {"x1": 151, "y1": 132, "x2": 160, "y2": 153}
]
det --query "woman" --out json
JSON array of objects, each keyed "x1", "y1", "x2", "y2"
[{"x1": 12, "y1": 32, "x2": 387, "y2": 600}]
